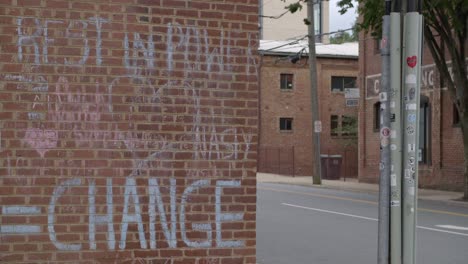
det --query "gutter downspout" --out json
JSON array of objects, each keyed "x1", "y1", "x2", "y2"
[{"x1": 257, "y1": 53, "x2": 263, "y2": 173}]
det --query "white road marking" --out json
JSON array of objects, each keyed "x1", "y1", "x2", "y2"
[
  {"x1": 282, "y1": 203, "x2": 378, "y2": 221},
  {"x1": 435, "y1": 225, "x2": 468, "y2": 231},
  {"x1": 418, "y1": 226, "x2": 468, "y2": 237},
  {"x1": 282, "y1": 203, "x2": 468, "y2": 237},
  {"x1": 261, "y1": 186, "x2": 468, "y2": 217}
]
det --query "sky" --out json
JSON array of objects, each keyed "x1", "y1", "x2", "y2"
[{"x1": 329, "y1": 0, "x2": 358, "y2": 33}]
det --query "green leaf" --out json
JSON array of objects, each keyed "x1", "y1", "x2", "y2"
[
  {"x1": 337, "y1": 0, "x2": 354, "y2": 15},
  {"x1": 286, "y1": 2, "x2": 303, "y2": 13}
]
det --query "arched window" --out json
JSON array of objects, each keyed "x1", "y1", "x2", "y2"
[
  {"x1": 453, "y1": 104, "x2": 460, "y2": 127},
  {"x1": 374, "y1": 102, "x2": 381, "y2": 132},
  {"x1": 419, "y1": 95, "x2": 431, "y2": 164}
]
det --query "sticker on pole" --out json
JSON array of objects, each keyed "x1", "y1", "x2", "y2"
[
  {"x1": 405, "y1": 74, "x2": 417, "y2": 84},
  {"x1": 381, "y1": 138, "x2": 389, "y2": 147},
  {"x1": 407, "y1": 55, "x2": 417, "y2": 68},
  {"x1": 409, "y1": 87, "x2": 416, "y2": 100},
  {"x1": 405, "y1": 169, "x2": 412, "y2": 179},
  {"x1": 406, "y1": 103, "x2": 417, "y2": 110},
  {"x1": 380, "y1": 127, "x2": 391, "y2": 138},
  {"x1": 380, "y1": 37, "x2": 388, "y2": 49},
  {"x1": 391, "y1": 174, "x2": 397, "y2": 186},
  {"x1": 379, "y1": 92, "x2": 388, "y2": 102},
  {"x1": 314, "y1": 121, "x2": 322, "y2": 133}
]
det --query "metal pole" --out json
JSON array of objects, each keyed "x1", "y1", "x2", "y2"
[
  {"x1": 401, "y1": 6, "x2": 423, "y2": 264},
  {"x1": 307, "y1": 0, "x2": 322, "y2": 185},
  {"x1": 292, "y1": 146, "x2": 295, "y2": 177},
  {"x1": 278, "y1": 147, "x2": 281, "y2": 174},
  {"x1": 389, "y1": 11, "x2": 403, "y2": 264},
  {"x1": 377, "y1": 0, "x2": 392, "y2": 261}
]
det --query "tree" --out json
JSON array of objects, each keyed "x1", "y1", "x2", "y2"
[
  {"x1": 331, "y1": 115, "x2": 358, "y2": 147},
  {"x1": 329, "y1": 30, "x2": 358, "y2": 44},
  {"x1": 329, "y1": 18, "x2": 359, "y2": 44},
  {"x1": 337, "y1": 0, "x2": 468, "y2": 199}
]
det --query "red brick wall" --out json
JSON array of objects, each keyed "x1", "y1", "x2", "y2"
[
  {"x1": 318, "y1": 58, "x2": 359, "y2": 179},
  {"x1": 259, "y1": 55, "x2": 358, "y2": 177},
  {"x1": 358, "y1": 33, "x2": 464, "y2": 190},
  {"x1": 0, "y1": 1, "x2": 259, "y2": 263},
  {"x1": 259, "y1": 57, "x2": 313, "y2": 176}
]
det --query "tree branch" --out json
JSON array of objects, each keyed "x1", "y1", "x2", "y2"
[{"x1": 424, "y1": 25, "x2": 458, "y2": 108}]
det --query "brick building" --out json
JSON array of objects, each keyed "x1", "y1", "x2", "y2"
[
  {"x1": 358, "y1": 35, "x2": 465, "y2": 190},
  {"x1": 258, "y1": 41, "x2": 359, "y2": 179},
  {"x1": 0, "y1": 1, "x2": 259, "y2": 263}
]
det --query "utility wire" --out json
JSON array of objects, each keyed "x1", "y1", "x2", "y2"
[
  {"x1": 261, "y1": 27, "x2": 356, "y2": 52},
  {"x1": 259, "y1": 9, "x2": 290, "y2": 19},
  {"x1": 319, "y1": 27, "x2": 355, "y2": 36},
  {"x1": 261, "y1": 35, "x2": 309, "y2": 52}
]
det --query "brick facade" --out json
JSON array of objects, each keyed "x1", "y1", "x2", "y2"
[
  {"x1": 0, "y1": 1, "x2": 259, "y2": 263},
  {"x1": 259, "y1": 53, "x2": 358, "y2": 178},
  {"x1": 358, "y1": 34, "x2": 465, "y2": 191}
]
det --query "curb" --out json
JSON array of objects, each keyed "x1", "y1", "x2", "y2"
[{"x1": 258, "y1": 177, "x2": 468, "y2": 208}]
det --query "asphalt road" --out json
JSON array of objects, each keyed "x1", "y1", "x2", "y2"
[{"x1": 257, "y1": 182, "x2": 468, "y2": 264}]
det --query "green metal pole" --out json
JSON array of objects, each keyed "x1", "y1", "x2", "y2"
[
  {"x1": 401, "y1": 12, "x2": 423, "y2": 264},
  {"x1": 389, "y1": 12, "x2": 402, "y2": 264}
]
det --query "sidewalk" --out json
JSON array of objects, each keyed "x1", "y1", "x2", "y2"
[{"x1": 257, "y1": 172, "x2": 468, "y2": 206}]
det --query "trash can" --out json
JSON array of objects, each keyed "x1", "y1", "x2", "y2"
[{"x1": 321, "y1": 155, "x2": 342, "y2": 180}]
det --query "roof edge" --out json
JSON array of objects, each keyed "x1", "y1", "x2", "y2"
[{"x1": 258, "y1": 50, "x2": 358, "y2": 59}]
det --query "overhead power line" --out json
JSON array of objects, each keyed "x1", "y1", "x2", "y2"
[
  {"x1": 259, "y1": 10, "x2": 290, "y2": 19},
  {"x1": 261, "y1": 27, "x2": 356, "y2": 52}
]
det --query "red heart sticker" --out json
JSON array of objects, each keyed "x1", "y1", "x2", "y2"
[{"x1": 407, "y1": 56, "x2": 417, "y2": 68}]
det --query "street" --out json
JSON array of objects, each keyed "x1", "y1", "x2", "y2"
[{"x1": 257, "y1": 182, "x2": 468, "y2": 264}]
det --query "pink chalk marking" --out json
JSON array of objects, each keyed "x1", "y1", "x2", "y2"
[{"x1": 24, "y1": 128, "x2": 58, "y2": 158}]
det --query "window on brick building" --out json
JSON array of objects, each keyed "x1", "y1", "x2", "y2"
[
  {"x1": 374, "y1": 38, "x2": 381, "y2": 54},
  {"x1": 342, "y1": 115, "x2": 357, "y2": 137},
  {"x1": 374, "y1": 102, "x2": 381, "y2": 132},
  {"x1": 280, "y1": 73, "x2": 293, "y2": 90},
  {"x1": 453, "y1": 104, "x2": 460, "y2": 127},
  {"x1": 279, "y1": 118, "x2": 293, "y2": 131},
  {"x1": 330, "y1": 115, "x2": 357, "y2": 137},
  {"x1": 330, "y1": 115, "x2": 339, "y2": 136},
  {"x1": 331, "y1": 76, "x2": 357, "y2": 92}
]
